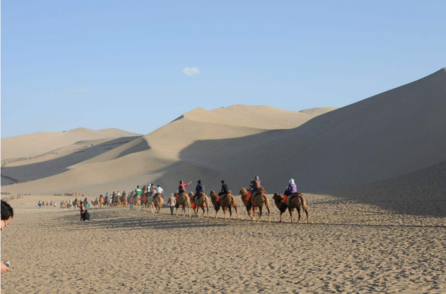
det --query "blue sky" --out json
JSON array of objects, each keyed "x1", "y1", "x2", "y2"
[{"x1": 2, "y1": 0, "x2": 445, "y2": 138}]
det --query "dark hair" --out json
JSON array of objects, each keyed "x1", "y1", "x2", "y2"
[
  {"x1": 157, "y1": 185, "x2": 160, "y2": 187},
  {"x1": 1, "y1": 200, "x2": 14, "y2": 220},
  {"x1": 180, "y1": 181, "x2": 183, "y2": 184},
  {"x1": 221, "y1": 180, "x2": 225, "y2": 184}
]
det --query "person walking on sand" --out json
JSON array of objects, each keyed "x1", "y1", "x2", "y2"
[{"x1": 167, "y1": 193, "x2": 176, "y2": 215}]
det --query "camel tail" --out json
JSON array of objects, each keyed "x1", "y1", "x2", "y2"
[{"x1": 301, "y1": 196, "x2": 308, "y2": 211}]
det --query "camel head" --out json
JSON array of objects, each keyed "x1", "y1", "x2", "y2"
[
  {"x1": 272, "y1": 193, "x2": 283, "y2": 201},
  {"x1": 210, "y1": 190, "x2": 217, "y2": 198},
  {"x1": 240, "y1": 188, "x2": 248, "y2": 196}
]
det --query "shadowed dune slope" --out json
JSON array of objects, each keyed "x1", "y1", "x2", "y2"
[
  {"x1": 1, "y1": 128, "x2": 140, "y2": 161},
  {"x1": 155, "y1": 69, "x2": 446, "y2": 194},
  {"x1": 328, "y1": 159, "x2": 446, "y2": 217}
]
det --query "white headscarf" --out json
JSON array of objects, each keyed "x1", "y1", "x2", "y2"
[{"x1": 289, "y1": 179, "x2": 295, "y2": 185}]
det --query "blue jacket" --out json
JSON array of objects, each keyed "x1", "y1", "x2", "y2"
[
  {"x1": 196, "y1": 184, "x2": 204, "y2": 193},
  {"x1": 221, "y1": 184, "x2": 229, "y2": 194}
]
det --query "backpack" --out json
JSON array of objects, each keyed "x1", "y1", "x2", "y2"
[{"x1": 83, "y1": 210, "x2": 91, "y2": 221}]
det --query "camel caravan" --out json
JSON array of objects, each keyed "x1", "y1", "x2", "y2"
[{"x1": 67, "y1": 177, "x2": 310, "y2": 224}]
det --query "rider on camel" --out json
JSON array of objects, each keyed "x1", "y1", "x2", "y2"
[
  {"x1": 217, "y1": 180, "x2": 229, "y2": 202},
  {"x1": 193, "y1": 180, "x2": 205, "y2": 202},
  {"x1": 250, "y1": 176, "x2": 261, "y2": 196},
  {"x1": 282, "y1": 179, "x2": 297, "y2": 203}
]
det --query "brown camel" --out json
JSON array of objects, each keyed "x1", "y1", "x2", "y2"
[
  {"x1": 120, "y1": 193, "x2": 127, "y2": 206},
  {"x1": 132, "y1": 194, "x2": 141, "y2": 210},
  {"x1": 98, "y1": 195, "x2": 105, "y2": 207},
  {"x1": 210, "y1": 190, "x2": 239, "y2": 220},
  {"x1": 189, "y1": 192, "x2": 210, "y2": 218},
  {"x1": 272, "y1": 193, "x2": 309, "y2": 224},
  {"x1": 240, "y1": 187, "x2": 271, "y2": 222},
  {"x1": 175, "y1": 192, "x2": 191, "y2": 217},
  {"x1": 153, "y1": 194, "x2": 164, "y2": 214}
]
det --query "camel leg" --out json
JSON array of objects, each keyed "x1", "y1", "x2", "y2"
[
  {"x1": 214, "y1": 210, "x2": 219, "y2": 219},
  {"x1": 279, "y1": 211, "x2": 283, "y2": 223},
  {"x1": 257, "y1": 206, "x2": 264, "y2": 222},
  {"x1": 247, "y1": 207, "x2": 253, "y2": 220},
  {"x1": 267, "y1": 204, "x2": 271, "y2": 223},
  {"x1": 235, "y1": 206, "x2": 239, "y2": 220},
  {"x1": 228, "y1": 206, "x2": 233, "y2": 220},
  {"x1": 175, "y1": 207, "x2": 179, "y2": 216},
  {"x1": 289, "y1": 208, "x2": 294, "y2": 224},
  {"x1": 252, "y1": 207, "x2": 257, "y2": 222},
  {"x1": 303, "y1": 206, "x2": 310, "y2": 224},
  {"x1": 296, "y1": 206, "x2": 301, "y2": 225},
  {"x1": 201, "y1": 206, "x2": 205, "y2": 218}
]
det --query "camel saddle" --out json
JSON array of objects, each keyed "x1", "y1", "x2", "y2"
[
  {"x1": 219, "y1": 194, "x2": 228, "y2": 202},
  {"x1": 286, "y1": 193, "x2": 299, "y2": 206},
  {"x1": 196, "y1": 192, "x2": 204, "y2": 201}
]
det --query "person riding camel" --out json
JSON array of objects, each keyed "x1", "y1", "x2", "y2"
[
  {"x1": 135, "y1": 186, "x2": 142, "y2": 197},
  {"x1": 217, "y1": 180, "x2": 229, "y2": 202},
  {"x1": 155, "y1": 185, "x2": 164, "y2": 199},
  {"x1": 282, "y1": 179, "x2": 297, "y2": 204},
  {"x1": 177, "y1": 180, "x2": 192, "y2": 199},
  {"x1": 192, "y1": 180, "x2": 205, "y2": 208},
  {"x1": 250, "y1": 176, "x2": 261, "y2": 196}
]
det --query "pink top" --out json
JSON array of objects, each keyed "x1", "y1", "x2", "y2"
[{"x1": 178, "y1": 182, "x2": 191, "y2": 192}]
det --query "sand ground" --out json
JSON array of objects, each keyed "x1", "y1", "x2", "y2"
[{"x1": 1, "y1": 195, "x2": 445, "y2": 293}]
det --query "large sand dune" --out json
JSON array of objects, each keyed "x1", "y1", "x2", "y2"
[
  {"x1": 1, "y1": 106, "x2": 318, "y2": 194},
  {"x1": 2, "y1": 69, "x2": 446, "y2": 212}
]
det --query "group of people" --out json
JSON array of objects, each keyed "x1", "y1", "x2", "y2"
[{"x1": 37, "y1": 200, "x2": 57, "y2": 209}]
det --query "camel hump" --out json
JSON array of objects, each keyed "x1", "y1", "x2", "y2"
[
  {"x1": 258, "y1": 187, "x2": 266, "y2": 193},
  {"x1": 227, "y1": 190, "x2": 232, "y2": 195}
]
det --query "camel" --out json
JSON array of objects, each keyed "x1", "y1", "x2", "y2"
[
  {"x1": 153, "y1": 194, "x2": 164, "y2": 214},
  {"x1": 239, "y1": 187, "x2": 271, "y2": 223},
  {"x1": 104, "y1": 196, "x2": 110, "y2": 207},
  {"x1": 120, "y1": 193, "x2": 127, "y2": 206},
  {"x1": 272, "y1": 193, "x2": 309, "y2": 224},
  {"x1": 210, "y1": 190, "x2": 239, "y2": 220},
  {"x1": 189, "y1": 192, "x2": 210, "y2": 218},
  {"x1": 175, "y1": 192, "x2": 191, "y2": 217},
  {"x1": 132, "y1": 194, "x2": 141, "y2": 210},
  {"x1": 98, "y1": 195, "x2": 105, "y2": 207}
]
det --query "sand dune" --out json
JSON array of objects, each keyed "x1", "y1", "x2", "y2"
[
  {"x1": 1, "y1": 105, "x2": 312, "y2": 194},
  {"x1": 2, "y1": 69, "x2": 446, "y2": 210},
  {"x1": 300, "y1": 106, "x2": 337, "y2": 116},
  {"x1": 1, "y1": 127, "x2": 140, "y2": 161},
  {"x1": 156, "y1": 68, "x2": 446, "y2": 193}
]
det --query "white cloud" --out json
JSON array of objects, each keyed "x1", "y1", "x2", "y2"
[
  {"x1": 182, "y1": 67, "x2": 200, "y2": 77},
  {"x1": 67, "y1": 88, "x2": 89, "y2": 93}
]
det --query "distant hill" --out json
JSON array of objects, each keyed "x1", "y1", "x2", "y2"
[{"x1": 1, "y1": 128, "x2": 140, "y2": 161}]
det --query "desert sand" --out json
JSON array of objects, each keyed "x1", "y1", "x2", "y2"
[{"x1": 1, "y1": 195, "x2": 445, "y2": 293}]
